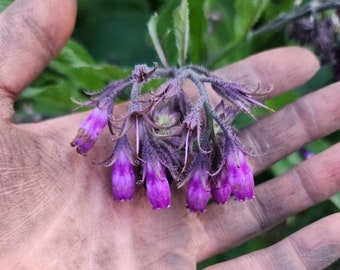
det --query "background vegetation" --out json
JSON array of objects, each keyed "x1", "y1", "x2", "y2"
[{"x1": 2, "y1": 0, "x2": 339, "y2": 268}]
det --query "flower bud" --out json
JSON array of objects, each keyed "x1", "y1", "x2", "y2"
[
  {"x1": 299, "y1": 148, "x2": 314, "y2": 160},
  {"x1": 71, "y1": 107, "x2": 109, "y2": 154},
  {"x1": 211, "y1": 169, "x2": 231, "y2": 204},
  {"x1": 227, "y1": 148, "x2": 254, "y2": 201},
  {"x1": 186, "y1": 171, "x2": 210, "y2": 212},
  {"x1": 112, "y1": 150, "x2": 135, "y2": 201},
  {"x1": 145, "y1": 160, "x2": 171, "y2": 209}
]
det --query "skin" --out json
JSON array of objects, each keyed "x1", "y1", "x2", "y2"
[{"x1": 0, "y1": 0, "x2": 339, "y2": 269}]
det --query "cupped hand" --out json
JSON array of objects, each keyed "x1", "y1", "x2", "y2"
[{"x1": 0, "y1": 1, "x2": 339, "y2": 269}]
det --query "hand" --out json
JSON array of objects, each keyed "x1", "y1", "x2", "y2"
[{"x1": 0, "y1": 1, "x2": 339, "y2": 269}]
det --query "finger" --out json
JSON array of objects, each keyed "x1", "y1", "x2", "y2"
[
  {"x1": 196, "y1": 143, "x2": 340, "y2": 261},
  {"x1": 208, "y1": 46, "x2": 319, "y2": 104},
  {"x1": 0, "y1": 0, "x2": 77, "y2": 120},
  {"x1": 203, "y1": 213, "x2": 340, "y2": 270},
  {"x1": 246, "y1": 82, "x2": 340, "y2": 174}
]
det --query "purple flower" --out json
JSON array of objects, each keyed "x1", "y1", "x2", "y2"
[
  {"x1": 226, "y1": 147, "x2": 254, "y2": 201},
  {"x1": 227, "y1": 149, "x2": 254, "y2": 201},
  {"x1": 70, "y1": 63, "x2": 271, "y2": 212},
  {"x1": 299, "y1": 148, "x2": 314, "y2": 160},
  {"x1": 144, "y1": 160, "x2": 171, "y2": 209},
  {"x1": 206, "y1": 76, "x2": 273, "y2": 116},
  {"x1": 289, "y1": 19, "x2": 314, "y2": 45},
  {"x1": 186, "y1": 171, "x2": 211, "y2": 212},
  {"x1": 211, "y1": 169, "x2": 231, "y2": 204},
  {"x1": 314, "y1": 18, "x2": 335, "y2": 63},
  {"x1": 71, "y1": 107, "x2": 109, "y2": 154},
  {"x1": 185, "y1": 155, "x2": 211, "y2": 212},
  {"x1": 110, "y1": 137, "x2": 136, "y2": 201}
]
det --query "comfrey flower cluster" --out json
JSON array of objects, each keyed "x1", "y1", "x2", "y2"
[
  {"x1": 71, "y1": 64, "x2": 271, "y2": 212},
  {"x1": 286, "y1": 5, "x2": 340, "y2": 79},
  {"x1": 288, "y1": 17, "x2": 337, "y2": 64}
]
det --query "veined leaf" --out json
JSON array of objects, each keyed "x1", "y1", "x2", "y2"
[
  {"x1": 153, "y1": 0, "x2": 180, "y2": 66},
  {"x1": 17, "y1": 81, "x2": 84, "y2": 120},
  {"x1": 147, "y1": 13, "x2": 169, "y2": 68},
  {"x1": 173, "y1": 0, "x2": 189, "y2": 66},
  {"x1": 53, "y1": 39, "x2": 95, "y2": 68}
]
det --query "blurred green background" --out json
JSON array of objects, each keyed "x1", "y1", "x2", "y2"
[{"x1": 4, "y1": 0, "x2": 340, "y2": 268}]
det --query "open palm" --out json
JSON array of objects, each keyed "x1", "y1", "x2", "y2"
[{"x1": 0, "y1": 1, "x2": 339, "y2": 269}]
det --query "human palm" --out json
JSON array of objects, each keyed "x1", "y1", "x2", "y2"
[{"x1": 1, "y1": 0, "x2": 339, "y2": 269}]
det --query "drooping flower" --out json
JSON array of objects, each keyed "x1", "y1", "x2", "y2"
[
  {"x1": 144, "y1": 159, "x2": 171, "y2": 209},
  {"x1": 313, "y1": 18, "x2": 335, "y2": 63},
  {"x1": 186, "y1": 171, "x2": 211, "y2": 212},
  {"x1": 185, "y1": 154, "x2": 211, "y2": 212},
  {"x1": 112, "y1": 153, "x2": 135, "y2": 201},
  {"x1": 287, "y1": 12, "x2": 338, "y2": 72},
  {"x1": 208, "y1": 77, "x2": 272, "y2": 116},
  {"x1": 211, "y1": 169, "x2": 231, "y2": 204},
  {"x1": 226, "y1": 146, "x2": 255, "y2": 201},
  {"x1": 71, "y1": 105, "x2": 109, "y2": 154},
  {"x1": 288, "y1": 19, "x2": 314, "y2": 45},
  {"x1": 108, "y1": 136, "x2": 135, "y2": 201}
]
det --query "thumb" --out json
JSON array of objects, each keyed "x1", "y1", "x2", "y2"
[{"x1": 0, "y1": 0, "x2": 77, "y2": 121}]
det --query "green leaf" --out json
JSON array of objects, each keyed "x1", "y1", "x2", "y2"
[
  {"x1": 155, "y1": 0, "x2": 181, "y2": 66},
  {"x1": 147, "y1": 13, "x2": 169, "y2": 67},
  {"x1": 330, "y1": 193, "x2": 340, "y2": 210},
  {"x1": 73, "y1": 2, "x2": 154, "y2": 66},
  {"x1": 234, "y1": 0, "x2": 269, "y2": 40},
  {"x1": 0, "y1": 0, "x2": 12, "y2": 12},
  {"x1": 188, "y1": 0, "x2": 207, "y2": 64},
  {"x1": 52, "y1": 39, "x2": 95, "y2": 69},
  {"x1": 265, "y1": 90, "x2": 300, "y2": 110},
  {"x1": 298, "y1": 65, "x2": 334, "y2": 95},
  {"x1": 206, "y1": 0, "x2": 269, "y2": 68},
  {"x1": 173, "y1": 0, "x2": 189, "y2": 66},
  {"x1": 65, "y1": 65, "x2": 129, "y2": 90},
  {"x1": 16, "y1": 37, "x2": 130, "y2": 121},
  {"x1": 46, "y1": 39, "x2": 128, "y2": 90},
  {"x1": 18, "y1": 81, "x2": 84, "y2": 119},
  {"x1": 270, "y1": 152, "x2": 302, "y2": 176}
]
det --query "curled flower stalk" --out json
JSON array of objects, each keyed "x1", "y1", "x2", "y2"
[{"x1": 71, "y1": 63, "x2": 272, "y2": 212}]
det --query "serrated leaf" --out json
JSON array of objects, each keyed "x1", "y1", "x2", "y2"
[
  {"x1": 66, "y1": 65, "x2": 129, "y2": 90},
  {"x1": 47, "y1": 39, "x2": 128, "y2": 90},
  {"x1": 155, "y1": 0, "x2": 181, "y2": 66},
  {"x1": 173, "y1": 0, "x2": 189, "y2": 66},
  {"x1": 52, "y1": 39, "x2": 95, "y2": 69},
  {"x1": 147, "y1": 13, "x2": 169, "y2": 68},
  {"x1": 18, "y1": 82, "x2": 83, "y2": 118}
]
